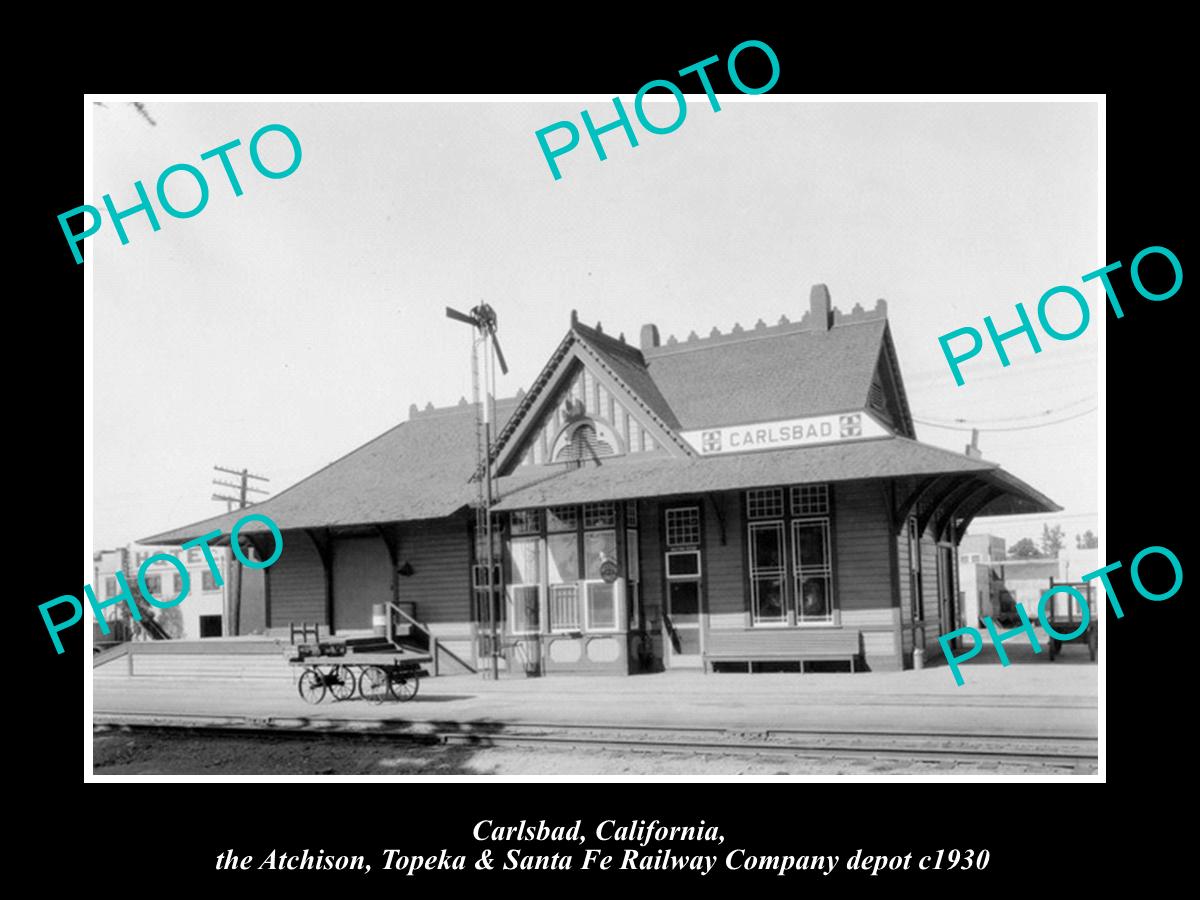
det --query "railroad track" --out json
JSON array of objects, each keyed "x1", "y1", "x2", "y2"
[{"x1": 94, "y1": 713, "x2": 1097, "y2": 772}]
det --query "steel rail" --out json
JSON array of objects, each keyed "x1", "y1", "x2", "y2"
[{"x1": 93, "y1": 714, "x2": 1097, "y2": 771}]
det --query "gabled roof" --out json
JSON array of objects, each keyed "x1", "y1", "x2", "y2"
[
  {"x1": 488, "y1": 289, "x2": 910, "y2": 470},
  {"x1": 142, "y1": 287, "x2": 1056, "y2": 544},
  {"x1": 641, "y1": 300, "x2": 908, "y2": 433},
  {"x1": 141, "y1": 398, "x2": 521, "y2": 544},
  {"x1": 571, "y1": 322, "x2": 682, "y2": 432},
  {"x1": 488, "y1": 316, "x2": 693, "y2": 475}
]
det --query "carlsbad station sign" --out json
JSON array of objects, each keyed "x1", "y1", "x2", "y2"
[{"x1": 682, "y1": 411, "x2": 889, "y2": 456}]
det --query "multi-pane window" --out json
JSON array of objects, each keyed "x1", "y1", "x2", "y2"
[
  {"x1": 583, "y1": 528, "x2": 617, "y2": 630},
  {"x1": 665, "y1": 506, "x2": 701, "y2": 548},
  {"x1": 583, "y1": 502, "x2": 616, "y2": 529},
  {"x1": 511, "y1": 509, "x2": 542, "y2": 535},
  {"x1": 664, "y1": 504, "x2": 703, "y2": 657},
  {"x1": 506, "y1": 538, "x2": 542, "y2": 634},
  {"x1": 202, "y1": 571, "x2": 219, "y2": 591},
  {"x1": 547, "y1": 506, "x2": 578, "y2": 532},
  {"x1": 143, "y1": 575, "x2": 162, "y2": 598},
  {"x1": 173, "y1": 573, "x2": 184, "y2": 596},
  {"x1": 791, "y1": 484, "x2": 829, "y2": 516},
  {"x1": 547, "y1": 530, "x2": 580, "y2": 631},
  {"x1": 748, "y1": 522, "x2": 787, "y2": 623},
  {"x1": 792, "y1": 519, "x2": 833, "y2": 622},
  {"x1": 583, "y1": 511, "x2": 617, "y2": 631},
  {"x1": 746, "y1": 484, "x2": 836, "y2": 626},
  {"x1": 105, "y1": 576, "x2": 117, "y2": 598},
  {"x1": 504, "y1": 504, "x2": 629, "y2": 635},
  {"x1": 747, "y1": 488, "x2": 785, "y2": 520}
]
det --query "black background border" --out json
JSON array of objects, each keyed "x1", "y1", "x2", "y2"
[{"x1": 25, "y1": 28, "x2": 1186, "y2": 889}]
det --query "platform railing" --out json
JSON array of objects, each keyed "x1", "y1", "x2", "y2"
[{"x1": 386, "y1": 601, "x2": 477, "y2": 676}]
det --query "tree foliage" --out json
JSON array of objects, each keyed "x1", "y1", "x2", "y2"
[
  {"x1": 1008, "y1": 537, "x2": 1042, "y2": 559},
  {"x1": 1040, "y1": 524, "x2": 1066, "y2": 558},
  {"x1": 113, "y1": 568, "x2": 183, "y2": 639}
]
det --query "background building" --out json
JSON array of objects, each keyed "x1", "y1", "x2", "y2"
[
  {"x1": 92, "y1": 543, "x2": 230, "y2": 640},
  {"x1": 958, "y1": 534, "x2": 1100, "y2": 626}
]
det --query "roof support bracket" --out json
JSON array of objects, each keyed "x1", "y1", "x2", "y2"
[
  {"x1": 955, "y1": 487, "x2": 1006, "y2": 538},
  {"x1": 917, "y1": 475, "x2": 975, "y2": 536},
  {"x1": 374, "y1": 524, "x2": 399, "y2": 569},
  {"x1": 707, "y1": 493, "x2": 727, "y2": 545},
  {"x1": 938, "y1": 481, "x2": 995, "y2": 543},
  {"x1": 305, "y1": 528, "x2": 334, "y2": 631},
  {"x1": 893, "y1": 475, "x2": 945, "y2": 532},
  {"x1": 927, "y1": 477, "x2": 989, "y2": 542}
]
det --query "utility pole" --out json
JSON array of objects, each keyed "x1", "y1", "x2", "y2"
[
  {"x1": 212, "y1": 466, "x2": 270, "y2": 510},
  {"x1": 212, "y1": 466, "x2": 270, "y2": 635}
]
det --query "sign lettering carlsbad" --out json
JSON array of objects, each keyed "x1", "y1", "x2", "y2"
[{"x1": 682, "y1": 412, "x2": 889, "y2": 457}]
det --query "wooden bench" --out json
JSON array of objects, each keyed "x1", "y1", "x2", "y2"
[{"x1": 703, "y1": 627, "x2": 863, "y2": 673}]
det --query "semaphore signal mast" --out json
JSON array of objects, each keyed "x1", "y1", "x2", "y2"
[{"x1": 445, "y1": 302, "x2": 509, "y2": 681}]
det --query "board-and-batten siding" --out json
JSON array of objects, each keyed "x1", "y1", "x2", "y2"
[
  {"x1": 517, "y1": 361, "x2": 659, "y2": 467},
  {"x1": 398, "y1": 518, "x2": 472, "y2": 629},
  {"x1": 638, "y1": 503, "x2": 663, "y2": 626},
  {"x1": 921, "y1": 527, "x2": 941, "y2": 655},
  {"x1": 267, "y1": 530, "x2": 327, "y2": 627},
  {"x1": 394, "y1": 518, "x2": 475, "y2": 673},
  {"x1": 832, "y1": 481, "x2": 901, "y2": 669},
  {"x1": 332, "y1": 535, "x2": 393, "y2": 632},
  {"x1": 705, "y1": 493, "x2": 745, "y2": 628},
  {"x1": 833, "y1": 482, "x2": 893, "y2": 612}
]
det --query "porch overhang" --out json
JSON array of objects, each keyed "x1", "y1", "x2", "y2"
[{"x1": 492, "y1": 437, "x2": 1060, "y2": 529}]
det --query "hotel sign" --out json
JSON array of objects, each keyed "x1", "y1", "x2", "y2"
[{"x1": 681, "y1": 412, "x2": 889, "y2": 457}]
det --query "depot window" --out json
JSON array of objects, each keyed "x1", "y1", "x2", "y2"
[
  {"x1": 504, "y1": 504, "x2": 624, "y2": 635},
  {"x1": 746, "y1": 484, "x2": 836, "y2": 626}
]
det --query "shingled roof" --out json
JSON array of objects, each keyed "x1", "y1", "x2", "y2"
[
  {"x1": 142, "y1": 286, "x2": 1054, "y2": 544},
  {"x1": 491, "y1": 437, "x2": 1057, "y2": 514},
  {"x1": 641, "y1": 297, "x2": 900, "y2": 432},
  {"x1": 141, "y1": 398, "x2": 522, "y2": 544}
]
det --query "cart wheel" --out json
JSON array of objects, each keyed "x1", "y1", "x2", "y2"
[
  {"x1": 328, "y1": 665, "x2": 357, "y2": 701},
  {"x1": 390, "y1": 673, "x2": 420, "y2": 702},
  {"x1": 298, "y1": 668, "x2": 327, "y2": 704},
  {"x1": 359, "y1": 666, "x2": 392, "y2": 704}
]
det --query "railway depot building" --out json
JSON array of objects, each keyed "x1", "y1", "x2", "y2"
[{"x1": 147, "y1": 286, "x2": 1057, "y2": 676}]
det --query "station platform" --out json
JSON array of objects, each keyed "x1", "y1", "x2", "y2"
[{"x1": 93, "y1": 658, "x2": 1098, "y2": 739}]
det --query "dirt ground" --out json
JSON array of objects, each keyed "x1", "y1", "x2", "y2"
[{"x1": 92, "y1": 730, "x2": 1086, "y2": 776}]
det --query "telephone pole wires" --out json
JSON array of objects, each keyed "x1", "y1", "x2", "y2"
[{"x1": 211, "y1": 466, "x2": 270, "y2": 635}]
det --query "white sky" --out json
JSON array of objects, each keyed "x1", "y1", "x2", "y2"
[{"x1": 92, "y1": 100, "x2": 1099, "y2": 551}]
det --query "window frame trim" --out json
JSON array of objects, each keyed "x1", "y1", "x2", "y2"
[{"x1": 744, "y1": 484, "x2": 839, "y2": 628}]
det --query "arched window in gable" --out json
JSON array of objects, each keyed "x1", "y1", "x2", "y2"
[{"x1": 551, "y1": 418, "x2": 622, "y2": 464}]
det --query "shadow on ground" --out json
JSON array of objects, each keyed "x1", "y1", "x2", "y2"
[{"x1": 929, "y1": 640, "x2": 1096, "y2": 667}]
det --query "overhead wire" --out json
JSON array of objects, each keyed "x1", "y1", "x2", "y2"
[
  {"x1": 914, "y1": 395, "x2": 1096, "y2": 427},
  {"x1": 914, "y1": 405, "x2": 1098, "y2": 433}
]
